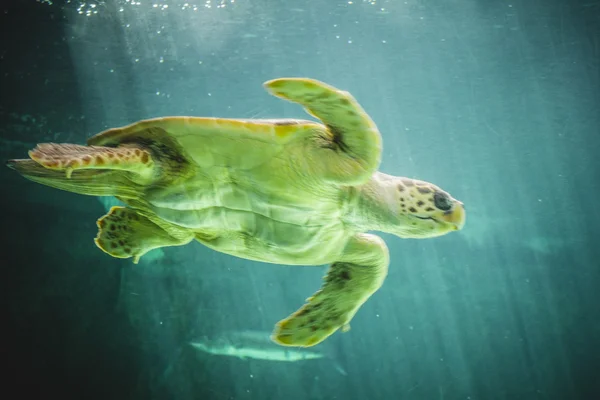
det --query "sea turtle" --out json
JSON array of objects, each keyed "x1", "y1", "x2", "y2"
[{"x1": 7, "y1": 78, "x2": 465, "y2": 347}]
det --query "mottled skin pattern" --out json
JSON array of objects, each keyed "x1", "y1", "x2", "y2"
[{"x1": 7, "y1": 78, "x2": 466, "y2": 347}]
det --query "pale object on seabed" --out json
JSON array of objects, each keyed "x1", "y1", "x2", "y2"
[{"x1": 190, "y1": 330, "x2": 347, "y2": 375}]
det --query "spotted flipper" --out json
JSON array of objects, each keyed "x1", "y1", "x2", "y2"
[
  {"x1": 29, "y1": 143, "x2": 154, "y2": 180},
  {"x1": 263, "y1": 78, "x2": 382, "y2": 185},
  {"x1": 95, "y1": 206, "x2": 194, "y2": 264},
  {"x1": 272, "y1": 233, "x2": 389, "y2": 347}
]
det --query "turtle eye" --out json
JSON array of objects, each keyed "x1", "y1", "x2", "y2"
[{"x1": 433, "y1": 191, "x2": 452, "y2": 211}]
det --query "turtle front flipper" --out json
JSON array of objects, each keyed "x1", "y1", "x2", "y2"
[
  {"x1": 95, "y1": 206, "x2": 194, "y2": 264},
  {"x1": 264, "y1": 78, "x2": 382, "y2": 185},
  {"x1": 272, "y1": 233, "x2": 389, "y2": 347}
]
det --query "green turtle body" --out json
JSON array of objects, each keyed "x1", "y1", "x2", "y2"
[{"x1": 7, "y1": 78, "x2": 465, "y2": 347}]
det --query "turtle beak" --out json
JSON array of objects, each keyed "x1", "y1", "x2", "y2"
[{"x1": 440, "y1": 201, "x2": 466, "y2": 231}]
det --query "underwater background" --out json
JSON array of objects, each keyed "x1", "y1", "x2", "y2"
[{"x1": 1, "y1": 0, "x2": 599, "y2": 399}]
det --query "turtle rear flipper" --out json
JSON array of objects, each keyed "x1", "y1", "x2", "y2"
[
  {"x1": 7, "y1": 143, "x2": 156, "y2": 197},
  {"x1": 29, "y1": 143, "x2": 155, "y2": 180},
  {"x1": 7, "y1": 158, "x2": 139, "y2": 197},
  {"x1": 95, "y1": 206, "x2": 194, "y2": 264}
]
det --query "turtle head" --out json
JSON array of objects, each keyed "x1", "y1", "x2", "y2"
[
  {"x1": 352, "y1": 173, "x2": 465, "y2": 239},
  {"x1": 392, "y1": 177, "x2": 465, "y2": 238}
]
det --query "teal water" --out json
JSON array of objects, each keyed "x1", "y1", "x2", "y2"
[{"x1": 1, "y1": 1, "x2": 599, "y2": 399}]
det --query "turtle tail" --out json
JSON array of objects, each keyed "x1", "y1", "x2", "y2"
[{"x1": 7, "y1": 143, "x2": 153, "y2": 198}]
